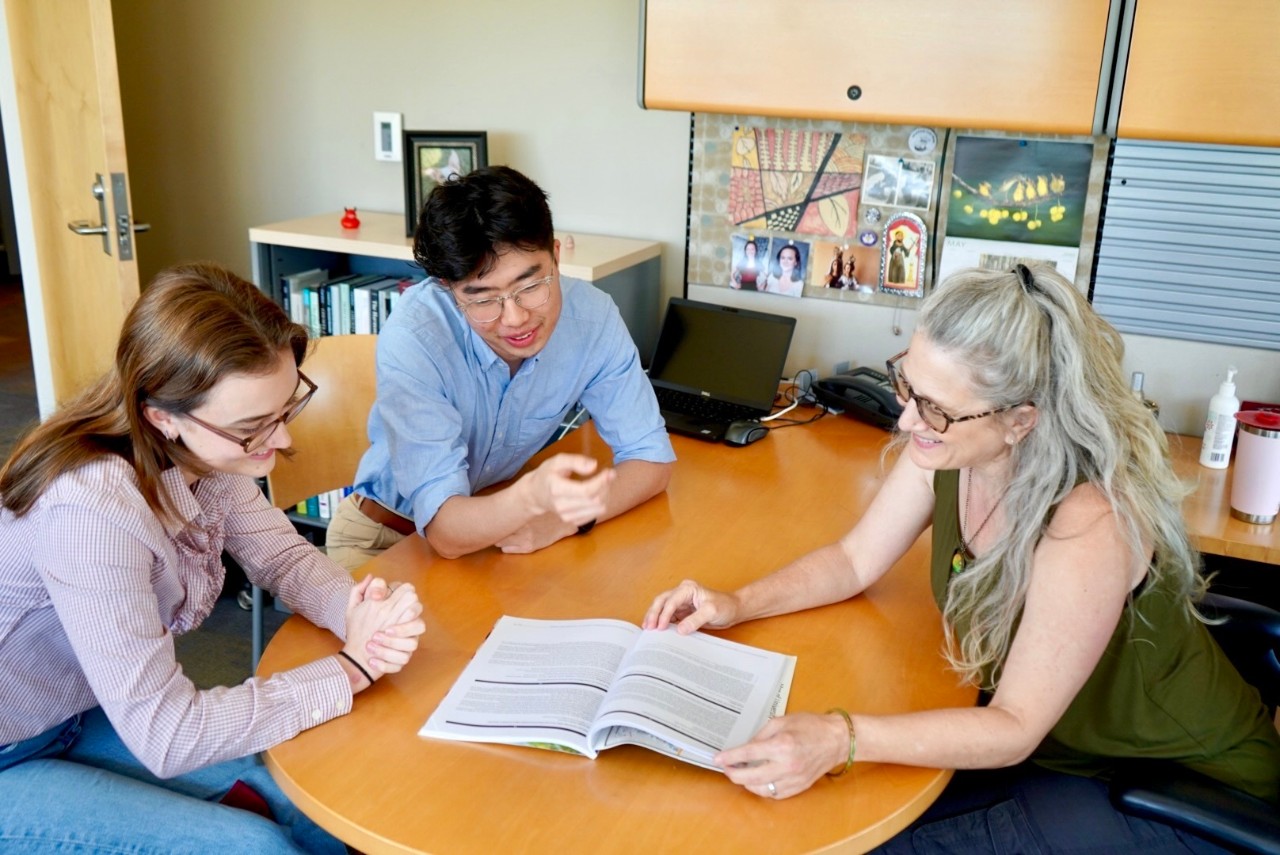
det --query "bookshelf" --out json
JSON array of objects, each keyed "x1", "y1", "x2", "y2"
[{"x1": 248, "y1": 211, "x2": 664, "y2": 358}]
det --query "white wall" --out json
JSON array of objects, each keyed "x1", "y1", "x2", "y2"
[
  {"x1": 696, "y1": 281, "x2": 1279, "y2": 436},
  {"x1": 112, "y1": 0, "x2": 690, "y2": 303},
  {"x1": 110, "y1": 1, "x2": 1278, "y2": 436},
  {"x1": 1121, "y1": 335, "x2": 1278, "y2": 435}
]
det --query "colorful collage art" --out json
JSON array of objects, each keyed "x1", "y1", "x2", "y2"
[{"x1": 726, "y1": 126, "x2": 935, "y2": 301}]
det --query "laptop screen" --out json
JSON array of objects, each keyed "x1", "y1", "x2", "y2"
[{"x1": 647, "y1": 298, "x2": 796, "y2": 411}]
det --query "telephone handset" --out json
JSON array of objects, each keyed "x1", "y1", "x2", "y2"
[{"x1": 813, "y1": 366, "x2": 903, "y2": 430}]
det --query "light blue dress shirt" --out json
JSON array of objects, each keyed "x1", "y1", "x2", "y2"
[{"x1": 352, "y1": 276, "x2": 675, "y2": 530}]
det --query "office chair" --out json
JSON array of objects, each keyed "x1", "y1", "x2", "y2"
[
  {"x1": 1110, "y1": 592, "x2": 1280, "y2": 854},
  {"x1": 252, "y1": 334, "x2": 378, "y2": 668}
]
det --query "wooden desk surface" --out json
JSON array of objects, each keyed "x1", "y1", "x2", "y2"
[
  {"x1": 260, "y1": 417, "x2": 976, "y2": 854},
  {"x1": 1168, "y1": 434, "x2": 1280, "y2": 565}
]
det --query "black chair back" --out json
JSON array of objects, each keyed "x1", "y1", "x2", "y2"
[
  {"x1": 1110, "y1": 591, "x2": 1280, "y2": 855},
  {"x1": 1201, "y1": 592, "x2": 1280, "y2": 714}
]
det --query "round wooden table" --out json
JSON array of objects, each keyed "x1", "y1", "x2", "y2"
[{"x1": 260, "y1": 418, "x2": 976, "y2": 853}]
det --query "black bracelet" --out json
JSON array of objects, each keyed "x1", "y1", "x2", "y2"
[
  {"x1": 337, "y1": 650, "x2": 375, "y2": 686},
  {"x1": 576, "y1": 518, "x2": 597, "y2": 536}
]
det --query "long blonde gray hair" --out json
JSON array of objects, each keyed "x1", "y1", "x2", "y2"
[{"x1": 914, "y1": 263, "x2": 1202, "y2": 687}]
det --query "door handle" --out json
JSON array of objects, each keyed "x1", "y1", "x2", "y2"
[
  {"x1": 116, "y1": 213, "x2": 150, "y2": 237},
  {"x1": 110, "y1": 173, "x2": 145, "y2": 260},
  {"x1": 67, "y1": 220, "x2": 110, "y2": 236},
  {"x1": 68, "y1": 174, "x2": 151, "y2": 256},
  {"x1": 69, "y1": 174, "x2": 113, "y2": 255}
]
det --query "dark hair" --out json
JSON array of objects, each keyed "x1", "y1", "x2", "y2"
[
  {"x1": 0, "y1": 262, "x2": 309, "y2": 520},
  {"x1": 413, "y1": 165, "x2": 555, "y2": 284},
  {"x1": 775, "y1": 244, "x2": 803, "y2": 281}
]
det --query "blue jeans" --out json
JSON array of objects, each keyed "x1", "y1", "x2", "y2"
[
  {"x1": 872, "y1": 762, "x2": 1231, "y2": 854},
  {"x1": 0, "y1": 708, "x2": 345, "y2": 854}
]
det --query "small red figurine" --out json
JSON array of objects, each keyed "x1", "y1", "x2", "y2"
[{"x1": 340, "y1": 207, "x2": 361, "y2": 229}]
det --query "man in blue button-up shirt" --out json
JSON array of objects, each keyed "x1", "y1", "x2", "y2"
[{"x1": 327, "y1": 167, "x2": 675, "y2": 567}]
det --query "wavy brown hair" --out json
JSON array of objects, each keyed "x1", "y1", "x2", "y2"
[{"x1": 0, "y1": 262, "x2": 309, "y2": 522}]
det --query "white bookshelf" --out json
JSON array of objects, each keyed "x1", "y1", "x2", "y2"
[{"x1": 249, "y1": 211, "x2": 663, "y2": 356}]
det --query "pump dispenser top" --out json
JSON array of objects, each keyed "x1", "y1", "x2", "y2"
[{"x1": 1218, "y1": 367, "x2": 1237, "y2": 399}]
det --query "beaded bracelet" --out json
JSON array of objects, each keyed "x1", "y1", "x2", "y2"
[
  {"x1": 825, "y1": 707, "x2": 856, "y2": 778},
  {"x1": 337, "y1": 650, "x2": 375, "y2": 687}
]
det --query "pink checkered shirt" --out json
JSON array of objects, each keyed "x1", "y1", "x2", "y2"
[{"x1": 0, "y1": 456, "x2": 355, "y2": 777}]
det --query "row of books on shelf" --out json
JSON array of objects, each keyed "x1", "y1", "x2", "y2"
[
  {"x1": 292, "y1": 486, "x2": 354, "y2": 522},
  {"x1": 281, "y1": 268, "x2": 417, "y2": 336}
]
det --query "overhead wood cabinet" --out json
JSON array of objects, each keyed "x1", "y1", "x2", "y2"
[
  {"x1": 639, "y1": 0, "x2": 1113, "y2": 134},
  {"x1": 1117, "y1": 0, "x2": 1280, "y2": 147}
]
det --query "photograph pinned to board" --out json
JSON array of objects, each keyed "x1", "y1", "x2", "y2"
[
  {"x1": 939, "y1": 136, "x2": 1093, "y2": 282},
  {"x1": 402, "y1": 130, "x2": 488, "y2": 236},
  {"x1": 727, "y1": 126, "x2": 867, "y2": 238},
  {"x1": 880, "y1": 213, "x2": 927, "y2": 298},
  {"x1": 811, "y1": 241, "x2": 877, "y2": 298},
  {"x1": 862, "y1": 154, "x2": 936, "y2": 212},
  {"x1": 729, "y1": 234, "x2": 768, "y2": 292},
  {"x1": 760, "y1": 239, "x2": 810, "y2": 298}
]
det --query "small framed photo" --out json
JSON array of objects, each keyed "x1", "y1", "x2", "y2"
[
  {"x1": 862, "y1": 154, "x2": 936, "y2": 211},
  {"x1": 880, "y1": 212, "x2": 928, "y2": 298},
  {"x1": 403, "y1": 131, "x2": 488, "y2": 236}
]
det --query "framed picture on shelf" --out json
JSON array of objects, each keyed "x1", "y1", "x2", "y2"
[{"x1": 402, "y1": 130, "x2": 488, "y2": 236}]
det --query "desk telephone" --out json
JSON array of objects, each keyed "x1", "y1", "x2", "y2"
[{"x1": 813, "y1": 366, "x2": 903, "y2": 430}]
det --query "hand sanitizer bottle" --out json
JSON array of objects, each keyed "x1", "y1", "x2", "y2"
[{"x1": 1199, "y1": 366, "x2": 1240, "y2": 469}]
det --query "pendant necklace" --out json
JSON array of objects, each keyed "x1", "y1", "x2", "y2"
[{"x1": 951, "y1": 469, "x2": 1008, "y2": 575}]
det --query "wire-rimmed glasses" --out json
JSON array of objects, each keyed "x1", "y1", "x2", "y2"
[
  {"x1": 180, "y1": 371, "x2": 318, "y2": 453},
  {"x1": 455, "y1": 274, "x2": 554, "y2": 324}
]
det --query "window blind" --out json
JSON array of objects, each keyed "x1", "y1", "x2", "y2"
[{"x1": 1091, "y1": 140, "x2": 1280, "y2": 351}]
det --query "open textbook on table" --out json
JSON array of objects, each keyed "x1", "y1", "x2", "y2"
[{"x1": 419, "y1": 616, "x2": 797, "y2": 770}]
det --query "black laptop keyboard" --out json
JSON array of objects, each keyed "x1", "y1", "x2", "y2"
[{"x1": 654, "y1": 386, "x2": 759, "y2": 423}]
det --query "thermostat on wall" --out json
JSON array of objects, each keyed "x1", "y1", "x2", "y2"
[{"x1": 374, "y1": 111, "x2": 402, "y2": 162}]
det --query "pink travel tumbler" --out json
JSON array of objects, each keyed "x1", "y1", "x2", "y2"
[{"x1": 1230, "y1": 410, "x2": 1280, "y2": 524}]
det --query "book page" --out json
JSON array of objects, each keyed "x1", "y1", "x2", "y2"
[
  {"x1": 589, "y1": 628, "x2": 795, "y2": 765},
  {"x1": 419, "y1": 616, "x2": 641, "y2": 757}
]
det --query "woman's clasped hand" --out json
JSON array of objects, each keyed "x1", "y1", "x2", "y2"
[{"x1": 342, "y1": 576, "x2": 426, "y2": 685}]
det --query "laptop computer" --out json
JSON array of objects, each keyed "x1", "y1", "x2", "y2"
[{"x1": 647, "y1": 298, "x2": 797, "y2": 442}]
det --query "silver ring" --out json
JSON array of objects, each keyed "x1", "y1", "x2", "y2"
[{"x1": 766, "y1": 781, "x2": 777, "y2": 798}]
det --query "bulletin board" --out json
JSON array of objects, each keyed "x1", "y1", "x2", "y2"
[{"x1": 686, "y1": 112, "x2": 1110, "y2": 309}]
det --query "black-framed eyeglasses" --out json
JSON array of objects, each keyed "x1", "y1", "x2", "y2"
[
  {"x1": 884, "y1": 351, "x2": 1016, "y2": 434},
  {"x1": 179, "y1": 371, "x2": 318, "y2": 453},
  {"x1": 455, "y1": 274, "x2": 555, "y2": 324}
]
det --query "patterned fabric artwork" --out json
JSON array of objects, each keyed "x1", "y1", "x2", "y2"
[{"x1": 729, "y1": 127, "x2": 867, "y2": 238}]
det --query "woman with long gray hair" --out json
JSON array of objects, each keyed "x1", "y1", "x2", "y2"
[{"x1": 644, "y1": 263, "x2": 1278, "y2": 851}]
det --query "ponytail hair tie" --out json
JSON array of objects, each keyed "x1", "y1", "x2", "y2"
[{"x1": 1014, "y1": 263, "x2": 1035, "y2": 293}]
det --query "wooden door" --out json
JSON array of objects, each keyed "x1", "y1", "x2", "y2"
[
  {"x1": 1, "y1": 0, "x2": 141, "y2": 411},
  {"x1": 1119, "y1": 0, "x2": 1280, "y2": 146}
]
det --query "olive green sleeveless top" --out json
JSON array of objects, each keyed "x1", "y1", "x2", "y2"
[{"x1": 932, "y1": 468, "x2": 1280, "y2": 803}]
